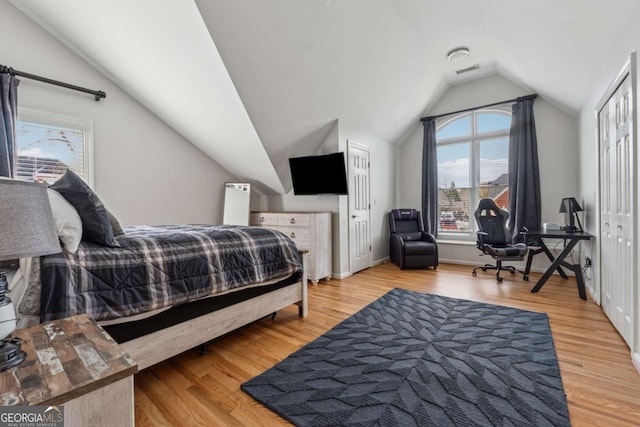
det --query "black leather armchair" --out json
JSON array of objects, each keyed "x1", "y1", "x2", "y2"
[
  {"x1": 472, "y1": 199, "x2": 528, "y2": 282},
  {"x1": 388, "y1": 209, "x2": 438, "y2": 269}
]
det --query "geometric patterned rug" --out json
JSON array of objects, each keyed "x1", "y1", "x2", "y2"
[{"x1": 242, "y1": 288, "x2": 571, "y2": 426}]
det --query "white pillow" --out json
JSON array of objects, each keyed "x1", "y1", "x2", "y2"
[{"x1": 47, "y1": 189, "x2": 83, "y2": 253}]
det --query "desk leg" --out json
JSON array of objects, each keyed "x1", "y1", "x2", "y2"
[
  {"x1": 573, "y1": 266, "x2": 587, "y2": 300},
  {"x1": 524, "y1": 247, "x2": 542, "y2": 276},
  {"x1": 536, "y1": 240, "x2": 569, "y2": 279},
  {"x1": 531, "y1": 238, "x2": 580, "y2": 294}
]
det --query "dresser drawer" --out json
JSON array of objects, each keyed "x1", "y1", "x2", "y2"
[
  {"x1": 250, "y1": 212, "x2": 278, "y2": 226},
  {"x1": 279, "y1": 226, "x2": 311, "y2": 251},
  {"x1": 277, "y1": 213, "x2": 311, "y2": 227}
]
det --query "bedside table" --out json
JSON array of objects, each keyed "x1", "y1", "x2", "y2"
[{"x1": 0, "y1": 314, "x2": 137, "y2": 426}]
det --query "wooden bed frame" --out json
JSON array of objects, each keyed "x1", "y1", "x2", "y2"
[{"x1": 120, "y1": 253, "x2": 309, "y2": 370}]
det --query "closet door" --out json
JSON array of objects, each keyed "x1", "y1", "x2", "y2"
[{"x1": 599, "y1": 74, "x2": 634, "y2": 346}]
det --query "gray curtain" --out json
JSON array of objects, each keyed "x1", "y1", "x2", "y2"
[
  {"x1": 508, "y1": 97, "x2": 540, "y2": 242},
  {"x1": 421, "y1": 117, "x2": 438, "y2": 236},
  {"x1": 0, "y1": 70, "x2": 19, "y2": 178}
]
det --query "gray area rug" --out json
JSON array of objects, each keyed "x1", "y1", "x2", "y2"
[{"x1": 242, "y1": 288, "x2": 570, "y2": 426}]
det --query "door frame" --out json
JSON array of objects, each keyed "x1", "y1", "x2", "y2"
[
  {"x1": 347, "y1": 139, "x2": 372, "y2": 273},
  {"x1": 595, "y1": 52, "x2": 637, "y2": 354}
]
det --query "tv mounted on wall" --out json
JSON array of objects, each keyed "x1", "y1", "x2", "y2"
[{"x1": 289, "y1": 152, "x2": 348, "y2": 195}]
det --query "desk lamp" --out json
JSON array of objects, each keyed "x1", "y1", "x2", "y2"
[
  {"x1": 559, "y1": 197, "x2": 583, "y2": 233},
  {"x1": 0, "y1": 179, "x2": 60, "y2": 371}
]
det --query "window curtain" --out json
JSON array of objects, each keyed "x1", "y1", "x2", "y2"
[
  {"x1": 421, "y1": 117, "x2": 438, "y2": 236},
  {"x1": 0, "y1": 69, "x2": 19, "y2": 178},
  {"x1": 508, "y1": 96, "x2": 540, "y2": 242}
]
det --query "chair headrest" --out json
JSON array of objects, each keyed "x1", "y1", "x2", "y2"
[
  {"x1": 477, "y1": 198, "x2": 499, "y2": 212},
  {"x1": 476, "y1": 198, "x2": 508, "y2": 217},
  {"x1": 391, "y1": 209, "x2": 419, "y2": 221}
]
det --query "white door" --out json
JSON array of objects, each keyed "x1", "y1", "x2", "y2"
[
  {"x1": 599, "y1": 73, "x2": 635, "y2": 346},
  {"x1": 348, "y1": 141, "x2": 371, "y2": 274}
]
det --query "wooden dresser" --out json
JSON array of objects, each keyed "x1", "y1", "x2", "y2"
[
  {"x1": 251, "y1": 211, "x2": 332, "y2": 284},
  {"x1": 0, "y1": 314, "x2": 137, "y2": 427}
]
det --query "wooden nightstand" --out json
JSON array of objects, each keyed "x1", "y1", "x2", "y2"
[{"x1": 0, "y1": 314, "x2": 137, "y2": 426}]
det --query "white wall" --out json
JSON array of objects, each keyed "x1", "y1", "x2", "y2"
[
  {"x1": 398, "y1": 74, "x2": 580, "y2": 270},
  {"x1": 578, "y1": 2, "x2": 640, "y2": 369},
  {"x1": 262, "y1": 119, "x2": 396, "y2": 278},
  {"x1": 0, "y1": 1, "x2": 234, "y2": 226}
]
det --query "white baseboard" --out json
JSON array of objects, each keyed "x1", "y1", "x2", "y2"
[
  {"x1": 633, "y1": 351, "x2": 640, "y2": 374},
  {"x1": 331, "y1": 257, "x2": 389, "y2": 280},
  {"x1": 439, "y1": 258, "x2": 573, "y2": 275},
  {"x1": 372, "y1": 257, "x2": 389, "y2": 266}
]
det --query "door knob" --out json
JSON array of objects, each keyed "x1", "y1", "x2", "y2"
[{"x1": 351, "y1": 215, "x2": 357, "y2": 218}]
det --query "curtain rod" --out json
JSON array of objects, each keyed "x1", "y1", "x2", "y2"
[
  {"x1": 420, "y1": 93, "x2": 537, "y2": 122},
  {"x1": 0, "y1": 64, "x2": 106, "y2": 101}
]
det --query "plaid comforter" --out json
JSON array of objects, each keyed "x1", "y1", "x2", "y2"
[{"x1": 40, "y1": 225, "x2": 303, "y2": 322}]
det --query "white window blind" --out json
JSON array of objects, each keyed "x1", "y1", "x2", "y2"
[{"x1": 15, "y1": 108, "x2": 93, "y2": 186}]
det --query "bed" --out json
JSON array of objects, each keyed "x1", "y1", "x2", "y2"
[{"x1": 18, "y1": 224, "x2": 308, "y2": 370}]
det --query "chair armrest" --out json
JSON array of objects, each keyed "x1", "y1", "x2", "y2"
[
  {"x1": 421, "y1": 232, "x2": 437, "y2": 245},
  {"x1": 476, "y1": 231, "x2": 488, "y2": 251},
  {"x1": 517, "y1": 226, "x2": 529, "y2": 244},
  {"x1": 390, "y1": 234, "x2": 405, "y2": 252}
]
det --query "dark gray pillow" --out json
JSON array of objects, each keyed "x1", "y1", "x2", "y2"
[
  {"x1": 106, "y1": 208, "x2": 125, "y2": 236},
  {"x1": 49, "y1": 169, "x2": 119, "y2": 247}
]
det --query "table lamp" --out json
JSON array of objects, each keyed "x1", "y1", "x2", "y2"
[
  {"x1": 0, "y1": 179, "x2": 61, "y2": 371},
  {"x1": 559, "y1": 197, "x2": 583, "y2": 233}
]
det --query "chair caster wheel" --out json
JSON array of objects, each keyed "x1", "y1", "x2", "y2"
[
  {"x1": 523, "y1": 275, "x2": 529, "y2": 281},
  {"x1": 481, "y1": 268, "x2": 486, "y2": 272},
  {"x1": 497, "y1": 277, "x2": 504, "y2": 282},
  {"x1": 510, "y1": 270, "x2": 516, "y2": 275},
  {"x1": 472, "y1": 271, "x2": 477, "y2": 276}
]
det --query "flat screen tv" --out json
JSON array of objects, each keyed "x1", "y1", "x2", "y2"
[{"x1": 289, "y1": 152, "x2": 348, "y2": 195}]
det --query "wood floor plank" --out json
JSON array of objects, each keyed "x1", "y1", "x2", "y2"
[{"x1": 134, "y1": 262, "x2": 640, "y2": 426}]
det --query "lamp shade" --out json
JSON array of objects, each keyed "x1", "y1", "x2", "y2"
[
  {"x1": 559, "y1": 197, "x2": 583, "y2": 213},
  {"x1": 0, "y1": 179, "x2": 61, "y2": 261}
]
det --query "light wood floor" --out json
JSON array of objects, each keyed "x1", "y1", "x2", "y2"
[{"x1": 134, "y1": 262, "x2": 640, "y2": 426}]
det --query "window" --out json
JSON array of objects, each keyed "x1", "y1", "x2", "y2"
[
  {"x1": 436, "y1": 108, "x2": 511, "y2": 237},
  {"x1": 16, "y1": 108, "x2": 93, "y2": 186}
]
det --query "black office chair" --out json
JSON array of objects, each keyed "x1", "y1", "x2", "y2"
[
  {"x1": 472, "y1": 199, "x2": 529, "y2": 282},
  {"x1": 388, "y1": 209, "x2": 438, "y2": 269}
]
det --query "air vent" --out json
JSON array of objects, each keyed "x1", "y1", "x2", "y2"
[{"x1": 456, "y1": 64, "x2": 480, "y2": 75}]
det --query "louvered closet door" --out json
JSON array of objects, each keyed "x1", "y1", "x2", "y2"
[{"x1": 599, "y1": 74, "x2": 634, "y2": 346}]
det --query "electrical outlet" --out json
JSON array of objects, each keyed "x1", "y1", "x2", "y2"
[{"x1": 585, "y1": 257, "x2": 592, "y2": 268}]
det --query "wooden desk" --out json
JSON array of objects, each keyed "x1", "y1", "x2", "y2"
[
  {"x1": 524, "y1": 229, "x2": 593, "y2": 300},
  {"x1": 0, "y1": 314, "x2": 137, "y2": 426}
]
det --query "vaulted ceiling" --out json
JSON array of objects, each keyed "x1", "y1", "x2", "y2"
[{"x1": 10, "y1": 0, "x2": 640, "y2": 193}]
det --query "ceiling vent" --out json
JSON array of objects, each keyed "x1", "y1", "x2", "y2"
[{"x1": 455, "y1": 64, "x2": 480, "y2": 75}]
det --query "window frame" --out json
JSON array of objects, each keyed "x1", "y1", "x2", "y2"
[
  {"x1": 436, "y1": 106, "x2": 511, "y2": 241},
  {"x1": 17, "y1": 107, "x2": 94, "y2": 187}
]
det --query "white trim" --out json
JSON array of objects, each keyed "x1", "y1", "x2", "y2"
[
  {"x1": 633, "y1": 351, "x2": 640, "y2": 374},
  {"x1": 439, "y1": 258, "x2": 574, "y2": 275},
  {"x1": 347, "y1": 139, "x2": 373, "y2": 273},
  {"x1": 17, "y1": 107, "x2": 94, "y2": 187},
  {"x1": 332, "y1": 271, "x2": 352, "y2": 280},
  {"x1": 594, "y1": 52, "x2": 638, "y2": 355},
  {"x1": 435, "y1": 108, "x2": 511, "y2": 240},
  {"x1": 437, "y1": 239, "x2": 477, "y2": 246},
  {"x1": 372, "y1": 256, "x2": 389, "y2": 266}
]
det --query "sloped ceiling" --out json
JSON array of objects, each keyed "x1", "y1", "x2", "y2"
[{"x1": 9, "y1": 0, "x2": 640, "y2": 193}]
